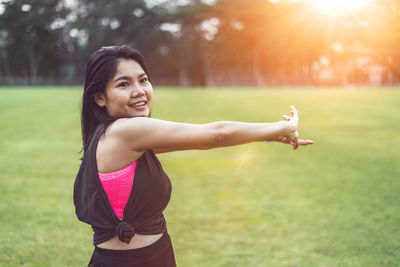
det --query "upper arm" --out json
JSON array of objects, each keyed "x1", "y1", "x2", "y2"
[{"x1": 111, "y1": 117, "x2": 221, "y2": 152}]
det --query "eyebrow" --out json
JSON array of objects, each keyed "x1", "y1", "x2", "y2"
[{"x1": 114, "y1": 73, "x2": 147, "y2": 83}]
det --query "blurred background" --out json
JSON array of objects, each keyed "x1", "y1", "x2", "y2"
[
  {"x1": 1, "y1": 0, "x2": 400, "y2": 87},
  {"x1": 1, "y1": 1, "x2": 400, "y2": 266}
]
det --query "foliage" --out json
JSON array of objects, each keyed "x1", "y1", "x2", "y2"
[
  {"x1": 0, "y1": 0, "x2": 61, "y2": 83},
  {"x1": 0, "y1": 0, "x2": 400, "y2": 85}
]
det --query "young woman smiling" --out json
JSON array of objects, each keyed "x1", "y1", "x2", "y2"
[{"x1": 74, "y1": 45, "x2": 314, "y2": 266}]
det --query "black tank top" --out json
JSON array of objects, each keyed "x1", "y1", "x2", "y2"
[{"x1": 73, "y1": 123, "x2": 172, "y2": 245}]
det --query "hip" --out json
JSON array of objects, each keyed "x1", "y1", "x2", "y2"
[
  {"x1": 89, "y1": 232, "x2": 176, "y2": 267},
  {"x1": 97, "y1": 232, "x2": 164, "y2": 250}
]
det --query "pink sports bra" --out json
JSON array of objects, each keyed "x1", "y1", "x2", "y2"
[{"x1": 98, "y1": 161, "x2": 137, "y2": 218}]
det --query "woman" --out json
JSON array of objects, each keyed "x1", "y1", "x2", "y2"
[{"x1": 74, "y1": 45, "x2": 314, "y2": 266}]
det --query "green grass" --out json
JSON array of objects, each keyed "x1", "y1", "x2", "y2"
[{"x1": 0, "y1": 87, "x2": 399, "y2": 266}]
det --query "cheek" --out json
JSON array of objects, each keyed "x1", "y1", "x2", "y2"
[
  {"x1": 146, "y1": 88, "x2": 153, "y2": 101},
  {"x1": 117, "y1": 90, "x2": 131, "y2": 101}
]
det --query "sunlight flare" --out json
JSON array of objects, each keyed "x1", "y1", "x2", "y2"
[
  {"x1": 235, "y1": 147, "x2": 254, "y2": 172},
  {"x1": 307, "y1": 0, "x2": 371, "y2": 15}
]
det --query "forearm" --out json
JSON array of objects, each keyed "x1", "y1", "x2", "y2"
[{"x1": 210, "y1": 120, "x2": 291, "y2": 148}]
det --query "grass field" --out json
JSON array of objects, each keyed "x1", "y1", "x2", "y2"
[{"x1": 0, "y1": 87, "x2": 399, "y2": 266}]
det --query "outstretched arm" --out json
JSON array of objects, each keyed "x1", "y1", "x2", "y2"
[
  {"x1": 153, "y1": 120, "x2": 291, "y2": 154},
  {"x1": 110, "y1": 106, "x2": 311, "y2": 153},
  {"x1": 153, "y1": 121, "x2": 291, "y2": 154}
]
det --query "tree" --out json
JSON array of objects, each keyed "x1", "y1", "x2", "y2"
[{"x1": 0, "y1": 0, "x2": 62, "y2": 84}]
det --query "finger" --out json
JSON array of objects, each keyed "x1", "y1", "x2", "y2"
[
  {"x1": 282, "y1": 115, "x2": 290, "y2": 121},
  {"x1": 279, "y1": 137, "x2": 290, "y2": 144},
  {"x1": 290, "y1": 105, "x2": 299, "y2": 123},
  {"x1": 288, "y1": 135, "x2": 297, "y2": 145},
  {"x1": 299, "y1": 139, "x2": 314, "y2": 146},
  {"x1": 282, "y1": 137, "x2": 290, "y2": 143},
  {"x1": 289, "y1": 138, "x2": 299, "y2": 147},
  {"x1": 293, "y1": 142, "x2": 299, "y2": 150}
]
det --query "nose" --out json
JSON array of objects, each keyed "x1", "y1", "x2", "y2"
[{"x1": 131, "y1": 84, "x2": 145, "y2": 98}]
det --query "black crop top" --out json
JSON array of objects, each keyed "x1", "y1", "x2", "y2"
[{"x1": 73, "y1": 123, "x2": 172, "y2": 245}]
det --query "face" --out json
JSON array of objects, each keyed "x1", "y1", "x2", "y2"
[{"x1": 95, "y1": 59, "x2": 153, "y2": 118}]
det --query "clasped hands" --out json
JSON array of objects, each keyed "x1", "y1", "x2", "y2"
[{"x1": 268, "y1": 105, "x2": 314, "y2": 150}]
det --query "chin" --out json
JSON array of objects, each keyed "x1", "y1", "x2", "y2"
[
  {"x1": 131, "y1": 113, "x2": 150, "y2": 118},
  {"x1": 127, "y1": 109, "x2": 151, "y2": 118}
]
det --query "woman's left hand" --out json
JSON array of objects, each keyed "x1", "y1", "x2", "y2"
[{"x1": 273, "y1": 106, "x2": 314, "y2": 150}]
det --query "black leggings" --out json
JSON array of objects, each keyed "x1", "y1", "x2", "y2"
[{"x1": 88, "y1": 232, "x2": 176, "y2": 267}]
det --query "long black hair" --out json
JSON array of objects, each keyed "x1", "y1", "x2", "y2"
[{"x1": 80, "y1": 45, "x2": 150, "y2": 154}]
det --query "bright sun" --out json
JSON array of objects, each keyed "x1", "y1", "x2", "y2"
[{"x1": 308, "y1": 0, "x2": 371, "y2": 15}]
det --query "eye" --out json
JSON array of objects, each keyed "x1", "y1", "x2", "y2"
[
  {"x1": 140, "y1": 77, "x2": 148, "y2": 83},
  {"x1": 117, "y1": 82, "x2": 129, "y2": 87}
]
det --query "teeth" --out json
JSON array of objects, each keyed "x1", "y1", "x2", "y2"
[{"x1": 133, "y1": 101, "x2": 145, "y2": 107}]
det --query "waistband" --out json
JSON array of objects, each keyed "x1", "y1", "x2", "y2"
[{"x1": 93, "y1": 232, "x2": 171, "y2": 263}]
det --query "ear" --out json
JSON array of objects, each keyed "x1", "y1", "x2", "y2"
[{"x1": 94, "y1": 92, "x2": 106, "y2": 107}]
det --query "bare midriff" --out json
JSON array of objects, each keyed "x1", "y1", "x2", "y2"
[{"x1": 97, "y1": 233, "x2": 164, "y2": 250}]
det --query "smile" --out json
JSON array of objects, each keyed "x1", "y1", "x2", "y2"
[
  {"x1": 131, "y1": 101, "x2": 146, "y2": 107},
  {"x1": 133, "y1": 101, "x2": 146, "y2": 107}
]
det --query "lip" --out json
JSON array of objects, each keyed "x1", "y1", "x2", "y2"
[
  {"x1": 132, "y1": 105, "x2": 146, "y2": 110},
  {"x1": 129, "y1": 100, "x2": 147, "y2": 107}
]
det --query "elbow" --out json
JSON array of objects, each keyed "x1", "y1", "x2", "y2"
[
  {"x1": 210, "y1": 122, "x2": 226, "y2": 148},
  {"x1": 201, "y1": 132, "x2": 223, "y2": 150},
  {"x1": 213, "y1": 132, "x2": 225, "y2": 148}
]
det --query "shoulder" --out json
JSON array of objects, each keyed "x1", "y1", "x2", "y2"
[
  {"x1": 107, "y1": 117, "x2": 150, "y2": 137},
  {"x1": 103, "y1": 117, "x2": 152, "y2": 152}
]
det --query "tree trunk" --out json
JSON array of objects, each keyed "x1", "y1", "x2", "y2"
[
  {"x1": 28, "y1": 46, "x2": 38, "y2": 84},
  {"x1": 179, "y1": 67, "x2": 190, "y2": 88},
  {"x1": 252, "y1": 49, "x2": 265, "y2": 88},
  {"x1": 204, "y1": 65, "x2": 214, "y2": 88},
  {"x1": 0, "y1": 49, "x2": 12, "y2": 84}
]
